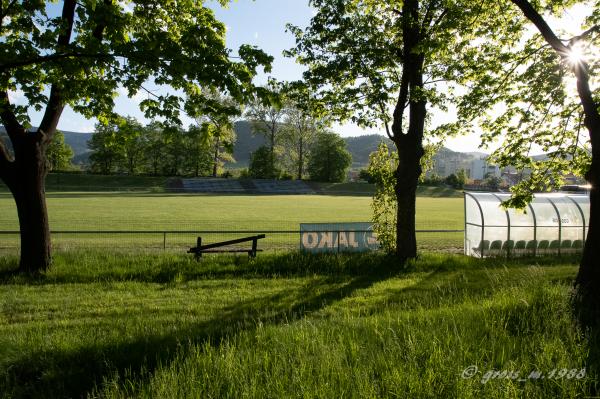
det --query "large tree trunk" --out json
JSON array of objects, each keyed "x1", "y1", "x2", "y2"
[
  {"x1": 385, "y1": 0, "x2": 426, "y2": 262},
  {"x1": 4, "y1": 135, "x2": 52, "y2": 273},
  {"x1": 572, "y1": 76, "x2": 600, "y2": 327},
  {"x1": 574, "y1": 166, "x2": 600, "y2": 326},
  {"x1": 0, "y1": 0, "x2": 75, "y2": 273},
  {"x1": 393, "y1": 133, "x2": 425, "y2": 261}
]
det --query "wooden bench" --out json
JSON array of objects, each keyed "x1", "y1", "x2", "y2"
[{"x1": 188, "y1": 234, "x2": 266, "y2": 259}]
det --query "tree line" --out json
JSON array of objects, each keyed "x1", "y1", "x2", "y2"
[
  {"x1": 87, "y1": 118, "x2": 234, "y2": 177},
  {"x1": 86, "y1": 86, "x2": 352, "y2": 182}
]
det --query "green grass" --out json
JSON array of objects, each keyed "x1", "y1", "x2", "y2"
[
  {"x1": 0, "y1": 192, "x2": 463, "y2": 231},
  {"x1": 0, "y1": 252, "x2": 596, "y2": 398}
]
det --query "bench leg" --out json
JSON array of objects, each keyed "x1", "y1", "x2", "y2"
[
  {"x1": 250, "y1": 238, "x2": 258, "y2": 258},
  {"x1": 195, "y1": 237, "x2": 202, "y2": 261}
]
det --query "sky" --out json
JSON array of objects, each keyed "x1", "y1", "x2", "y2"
[{"x1": 7, "y1": 0, "x2": 594, "y2": 153}]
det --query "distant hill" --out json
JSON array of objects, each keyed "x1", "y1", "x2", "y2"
[
  {"x1": 344, "y1": 135, "x2": 394, "y2": 167},
  {"x1": 0, "y1": 126, "x2": 92, "y2": 157},
  {"x1": 61, "y1": 131, "x2": 93, "y2": 155},
  {"x1": 231, "y1": 128, "x2": 394, "y2": 168},
  {"x1": 1, "y1": 124, "x2": 493, "y2": 175},
  {"x1": 231, "y1": 120, "x2": 265, "y2": 166},
  {"x1": 464, "y1": 151, "x2": 488, "y2": 159}
]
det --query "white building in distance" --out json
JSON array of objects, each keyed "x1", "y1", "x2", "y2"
[{"x1": 470, "y1": 159, "x2": 501, "y2": 180}]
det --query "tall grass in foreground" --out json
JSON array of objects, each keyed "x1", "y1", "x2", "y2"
[{"x1": 0, "y1": 252, "x2": 597, "y2": 398}]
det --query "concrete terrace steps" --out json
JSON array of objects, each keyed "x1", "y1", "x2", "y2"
[
  {"x1": 181, "y1": 178, "x2": 245, "y2": 193},
  {"x1": 179, "y1": 178, "x2": 316, "y2": 194},
  {"x1": 251, "y1": 179, "x2": 315, "y2": 194}
]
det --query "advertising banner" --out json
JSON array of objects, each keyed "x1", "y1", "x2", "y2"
[{"x1": 300, "y1": 223, "x2": 379, "y2": 253}]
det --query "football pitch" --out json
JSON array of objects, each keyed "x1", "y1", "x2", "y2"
[{"x1": 0, "y1": 192, "x2": 464, "y2": 252}]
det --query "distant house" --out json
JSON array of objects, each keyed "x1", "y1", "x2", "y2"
[
  {"x1": 469, "y1": 158, "x2": 500, "y2": 180},
  {"x1": 429, "y1": 147, "x2": 474, "y2": 177},
  {"x1": 347, "y1": 170, "x2": 360, "y2": 182}
]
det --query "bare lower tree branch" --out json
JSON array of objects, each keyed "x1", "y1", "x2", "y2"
[
  {"x1": 391, "y1": 68, "x2": 409, "y2": 139},
  {"x1": 510, "y1": 0, "x2": 569, "y2": 55},
  {"x1": 0, "y1": 91, "x2": 25, "y2": 141},
  {"x1": 568, "y1": 25, "x2": 600, "y2": 45}
]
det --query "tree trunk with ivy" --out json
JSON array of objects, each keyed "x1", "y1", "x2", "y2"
[
  {"x1": 393, "y1": 135, "x2": 425, "y2": 261},
  {"x1": 389, "y1": 0, "x2": 427, "y2": 261}
]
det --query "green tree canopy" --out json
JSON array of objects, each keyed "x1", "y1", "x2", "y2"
[
  {"x1": 249, "y1": 145, "x2": 280, "y2": 179},
  {"x1": 245, "y1": 81, "x2": 287, "y2": 175},
  {"x1": 46, "y1": 131, "x2": 74, "y2": 172},
  {"x1": 118, "y1": 117, "x2": 144, "y2": 174},
  {"x1": 307, "y1": 131, "x2": 351, "y2": 182},
  {"x1": 280, "y1": 105, "x2": 320, "y2": 180},
  {"x1": 89, "y1": 120, "x2": 124, "y2": 174},
  {"x1": 192, "y1": 88, "x2": 240, "y2": 177},
  {"x1": 456, "y1": 1, "x2": 597, "y2": 208}
]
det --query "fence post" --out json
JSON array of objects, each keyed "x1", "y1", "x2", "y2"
[{"x1": 163, "y1": 232, "x2": 166, "y2": 251}]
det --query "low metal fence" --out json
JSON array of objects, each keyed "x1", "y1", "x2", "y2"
[{"x1": 0, "y1": 229, "x2": 465, "y2": 254}]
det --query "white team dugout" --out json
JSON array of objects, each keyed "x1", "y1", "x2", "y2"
[{"x1": 464, "y1": 192, "x2": 589, "y2": 257}]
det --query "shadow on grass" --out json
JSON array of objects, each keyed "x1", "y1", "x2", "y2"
[
  {"x1": 572, "y1": 292, "x2": 600, "y2": 396},
  {"x1": 355, "y1": 260, "x2": 579, "y2": 316},
  {"x1": 583, "y1": 328, "x2": 600, "y2": 396},
  {"x1": 0, "y1": 252, "x2": 407, "y2": 285},
  {"x1": 0, "y1": 255, "x2": 402, "y2": 399},
  {"x1": 0, "y1": 251, "x2": 581, "y2": 286},
  {"x1": 0, "y1": 252, "x2": 584, "y2": 398}
]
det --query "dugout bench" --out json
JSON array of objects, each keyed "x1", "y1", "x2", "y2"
[{"x1": 188, "y1": 234, "x2": 266, "y2": 260}]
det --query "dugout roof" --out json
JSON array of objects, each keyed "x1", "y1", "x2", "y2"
[{"x1": 464, "y1": 192, "x2": 589, "y2": 257}]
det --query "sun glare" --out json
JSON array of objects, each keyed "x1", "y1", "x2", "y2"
[{"x1": 567, "y1": 43, "x2": 586, "y2": 65}]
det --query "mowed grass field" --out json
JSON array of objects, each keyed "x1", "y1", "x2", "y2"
[
  {"x1": 0, "y1": 190, "x2": 464, "y2": 252},
  {"x1": 0, "y1": 252, "x2": 595, "y2": 398},
  {"x1": 0, "y1": 191, "x2": 463, "y2": 230}
]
